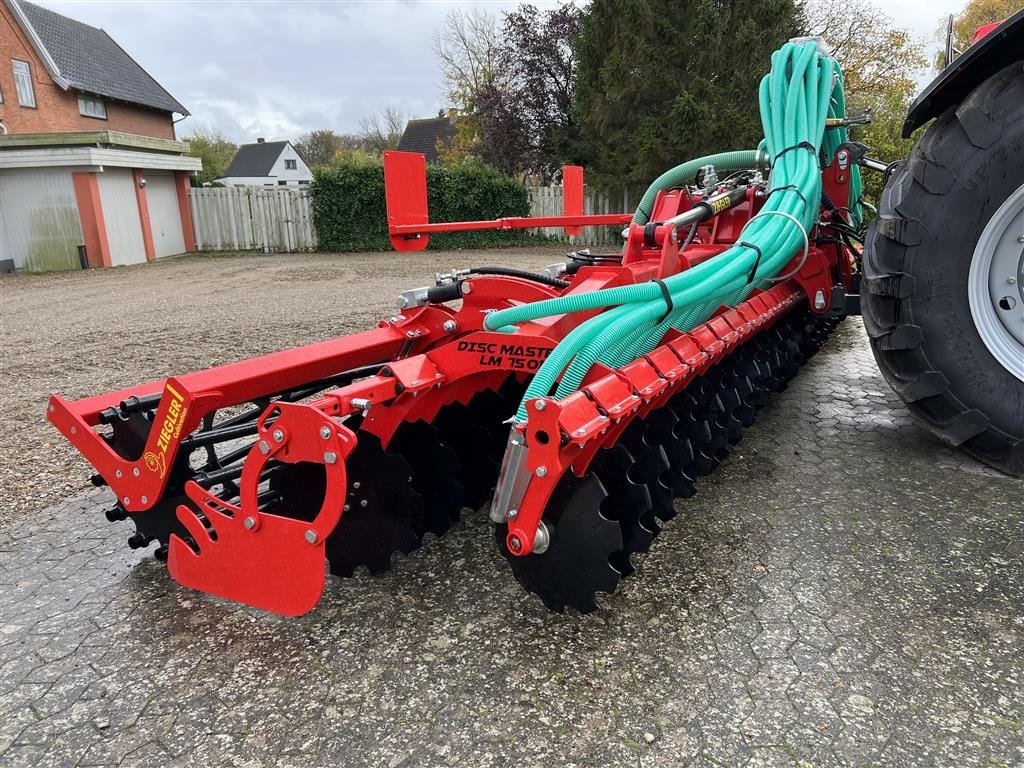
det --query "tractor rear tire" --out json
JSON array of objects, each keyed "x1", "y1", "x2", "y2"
[{"x1": 862, "y1": 62, "x2": 1024, "y2": 476}]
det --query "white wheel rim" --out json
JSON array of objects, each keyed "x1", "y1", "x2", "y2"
[{"x1": 968, "y1": 182, "x2": 1024, "y2": 382}]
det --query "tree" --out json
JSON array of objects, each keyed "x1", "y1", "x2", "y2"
[
  {"x1": 358, "y1": 106, "x2": 405, "y2": 154},
  {"x1": 573, "y1": 0, "x2": 803, "y2": 187},
  {"x1": 183, "y1": 127, "x2": 237, "y2": 186},
  {"x1": 804, "y1": 0, "x2": 927, "y2": 200},
  {"x1": 294, "y1": 129, "x2": 347, "y2": 168},
  {"x1": 935, "y1": 0, "x2": 1019, "y2": 69},
  {"x1": 433, "y1": 8, "x2": 503, "y2": 109},
  {"x1": 483, "y1": 3, "x2": 583, "y2": 180}
]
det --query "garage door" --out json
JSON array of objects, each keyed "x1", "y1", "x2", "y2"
[
  {"x1": 146, "y1": 171, "x2": 186, "y2": 258},
  {"x1": 98, "y1": 168, "x2": 146, "y2": 266},
  {"x1": 0, "y1": 168, "x2": 83, "y2": 271}
]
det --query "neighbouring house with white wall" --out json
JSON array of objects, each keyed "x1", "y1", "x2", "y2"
[{"x1": 215, "y1": 139, "x2": 312, "y2": 187}]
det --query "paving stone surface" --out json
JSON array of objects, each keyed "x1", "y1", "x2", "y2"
[{"x1": 1, "y1": 318, "x2": 1021, "y2": 768}]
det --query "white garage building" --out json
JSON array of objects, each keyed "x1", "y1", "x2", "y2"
[{"x1": 0, "y1": 131, "x2": 201, "y2": 271}]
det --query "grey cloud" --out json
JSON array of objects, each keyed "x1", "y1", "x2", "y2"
[{"x1": 38, "y1": 0, "x2": 518, "y2": 142}]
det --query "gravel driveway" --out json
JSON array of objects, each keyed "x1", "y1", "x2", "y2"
[{"x1": 0, "y1": 248, "x2": 563, "y2": 528}]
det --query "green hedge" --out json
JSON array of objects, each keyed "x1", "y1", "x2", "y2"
[{"x1": 312, "y1": 160, "x2": 537, "y2": 252}]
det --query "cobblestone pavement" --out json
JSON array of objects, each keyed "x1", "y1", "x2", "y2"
[{"x1": 1, "y1": 319, "x2": 1021, "y2": 768}]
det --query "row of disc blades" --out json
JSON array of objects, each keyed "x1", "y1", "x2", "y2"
[{"x1": 497, "y1": 309, "x2": 842, "y2": 612}]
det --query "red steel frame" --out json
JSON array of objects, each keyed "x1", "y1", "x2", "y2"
[{"x1": 48, "y1": 150, "x2": 855, "y2": 615}]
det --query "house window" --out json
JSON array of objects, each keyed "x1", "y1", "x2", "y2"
[
  {"x1": 78, "y1": 95, "x2": 107, "y2": 119},
  {"x1": 277, "y1": 180, "x2": 288, "y2": 185},
  {"x1": 12, "y1": 60, "x2": 36, "y2": 108},
  {"x1": 284, "y1": 159, "x2": 297, "y2": 170}
]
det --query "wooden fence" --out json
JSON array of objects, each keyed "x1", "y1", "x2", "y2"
[
  {"x1": 189, "y1": 187, "x2": 316, "y2": 253},
  {"x1": 527, "y1": 185, "x2": 633, "y2": 247},
  {"x1": 188, "y1": 183, "x2": 631, "y2": 253}
]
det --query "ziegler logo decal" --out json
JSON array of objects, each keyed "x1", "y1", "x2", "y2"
[
  {"x1": 143, "y1": 383, "x2": 188, "y2": 479},
  {"x1": 456, "y1": 340, "x2": 553, "y2": 371}
]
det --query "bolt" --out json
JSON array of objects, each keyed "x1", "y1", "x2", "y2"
[
  {"x1": 353, "y1": 481, "x2": 361, "y2": 489},
  {"x1": 320, "y1": 426, "x2": 331, "y2": 439},
  {"x1": 535, "y1": 466, "x2": 547, "y2": 478},
  {"x1": 360, "y1": 499, "x2": 368, "y2": 507},
  {"x1": 123, "y1": 496, "x2": 130, "y2": 505},
  {"x1": 141, "y1": 496, "x2": 148, "y2": 505},
  {"x1": 115, "y1": 469, "x2": 123, "y2": 478},
  {"x1": 272, "y1": 429, "x2": 284, "y2": 443},
  {"x1": 406, "y1": 330, "x2": 416, "y2": 338},
  {"x1": 814, "y1": 290, "x2": 826, "y2": 310},
  {"x1": 509, "y1": 535, "x2": 522, "y2": 552},
  {"x1": 508, "y1": 508, "x2": 518, "y2": 520},
  {"x1": 443, "y1": 320, "x2": 457, "y2": 333},
  {"x1": 70, "y1": 426, "x2": 77, "y2": 434},
  {"x1": 48, "y1": 404, "x2": 54, "y2": 412},
  {"x1": 351, "y1": 397, "x2": 372, "y2": 411},
  {"x1": 1009, "y1": 276, "x2": 1017, "y2": 285},
  {"x1": 344, "y1": 504, "x2": 351, "y2": 512},
  {"x1": 1017, "y1": 235, "x2": 1024, "y2": 243},
  {"x1": 323, "y1": 451, "x2": 337, "y2": 464},
  {"x1": 243, "y1": 516, "x2": 257, "y2": 530},
  {"x1": 133, "y1": 467, "x2": 140, "y2": 477},
  {"x1": 305, "y1": 529, "x2": 318, "y2": 544},
  {"x1": 535, "y1": 399, "x2": 546, "y2": 411},
  {"x1": 575, "y1": 428, "x2": 586, "y2": 436},
  {"x1": 258, "y1": 440, "x2": 270, "y2": 455}
]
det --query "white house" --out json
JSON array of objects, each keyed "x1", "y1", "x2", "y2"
[{"x1": 216, "y1": 138, "x2": 312, "y2": 186}]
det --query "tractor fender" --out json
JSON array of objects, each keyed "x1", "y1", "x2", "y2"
[{"x1": 903, "y1": 7, "x2": 1024, "y2": 138}]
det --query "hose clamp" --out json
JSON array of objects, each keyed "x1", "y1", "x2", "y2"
[{"x1": 738, "y1": 209, "x2": 810, "y2": 284}]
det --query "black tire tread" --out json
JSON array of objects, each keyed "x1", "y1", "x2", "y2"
[{"x1": 861, "y1": 61, "x2": 1024, "y2": 476}]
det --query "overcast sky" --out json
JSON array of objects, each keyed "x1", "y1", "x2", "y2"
[{"x1": 37, "y1": 0, "x2": 973, "y2": 143}]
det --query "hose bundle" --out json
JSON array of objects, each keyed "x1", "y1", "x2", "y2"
[{"x1": 483, "y1": 40, "x2": 858, "y2": 422}]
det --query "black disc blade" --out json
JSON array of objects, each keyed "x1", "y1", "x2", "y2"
[
  {"x1": 498, "y1": 472, "x2": 622, "y2": 613},
  {"x1": 432, "y1": 402, "x2": 501, "y2": 510},
  {"x1": 389, "y1": 420, "x2": 465, "y2": 537},
  {"x1": 322, "y1": 432, "x2": 424, "y2": 577}
]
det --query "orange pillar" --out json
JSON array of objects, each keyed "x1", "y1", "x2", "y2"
[
  {"x1": 132, "y1": 169, "x2": 157, "y2": 262},
  {"x1": 173, "y1": 171, "x2": 197, "y2": 252},
  {"x1": 71, "y1": 172, "x2": 111, "y2": 268}
]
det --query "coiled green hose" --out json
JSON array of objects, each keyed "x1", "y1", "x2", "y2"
[{"x1": 484, "y1": 40, "x2": 851, "y2": 422}]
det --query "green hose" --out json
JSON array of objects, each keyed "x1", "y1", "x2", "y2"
[
  {"x1": 632, "y1": 150, "x2": 763, "y2": 225},
  {"x1": 484, "y1": 41, "x2": 848, "y2": 422}
]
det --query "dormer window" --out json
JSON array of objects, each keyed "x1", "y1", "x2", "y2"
[
  {"x1": 12, "y1": 60, "x2": 36, "y2": 107},
  {"x1": 78, "y1": 95, "x2": 107, "y2": 119}
]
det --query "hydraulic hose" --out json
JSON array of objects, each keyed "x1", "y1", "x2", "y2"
[
  {"x1": 467, "y1": 267, "x2": 570, "y2": 289},
  {"x1": 632, "y1": 150, "x2": 765, "y2": 225},
  {"x1": 486, "y1": 40, "x2": 846, "y2": 422}
]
